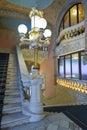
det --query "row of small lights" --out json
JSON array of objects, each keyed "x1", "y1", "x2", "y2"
[{"x1": 57, "y1": 79, "x2": 87, "y2": 94}]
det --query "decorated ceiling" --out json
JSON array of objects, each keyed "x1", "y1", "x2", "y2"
[
  {"x1": 7, "y1": 0, "x2": 53, "y2": 10},
  {"x1": 0, "y1": 0, "x2": 67, "y2": 31}
]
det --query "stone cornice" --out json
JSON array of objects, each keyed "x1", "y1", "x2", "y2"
[
  {"x1": 0, "y1": 0, "x2": 30, "y2": 21},
  {"x1": 0, "y1": 9, "x2": 29, "y2": 21}
]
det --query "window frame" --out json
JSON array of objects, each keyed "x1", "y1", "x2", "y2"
[
  {"x1": 58, "y1": 51, "x2": 87, "y2": 81},
  {"x1": 58, "y1": 3, "x2": 84, "y2": 34}
]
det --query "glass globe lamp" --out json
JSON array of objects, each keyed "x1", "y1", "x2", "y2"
[
  {"x1": 18, "y1": 24, "x2": 28, "y2": 34},
  {"x1": 44, "y1": 29, "x2": 52, "y2": 37}
]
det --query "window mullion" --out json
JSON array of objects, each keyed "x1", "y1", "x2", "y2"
[
  {"x1": 79, "y1": 52, "x2": 82, "y2": 80},
  {"x1": 70, "y1": 54, "x2": 72, "y2": 78},
  {"x1": 77, "y1": 4, "x2": 79, "y2": 23}
]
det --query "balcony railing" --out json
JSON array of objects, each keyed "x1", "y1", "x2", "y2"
[{"x1": 56, "y1": 21, "x2": 85, "y2": 45}]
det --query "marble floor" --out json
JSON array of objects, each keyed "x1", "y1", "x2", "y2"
[{"x1": 3, "y1": 112, "x2": 82, "y2": 130}]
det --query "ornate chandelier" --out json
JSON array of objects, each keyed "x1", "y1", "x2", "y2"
[{"x1": 18, "y1": 8, "x2": 52, "y2": 69}]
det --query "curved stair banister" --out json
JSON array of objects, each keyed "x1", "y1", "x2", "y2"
[
  {"x1": 16, "y1": 45, "x2": 30, "y2": 106},
  {"x1": 16, "y1": 45, "x2": 29, "y2": 83}
]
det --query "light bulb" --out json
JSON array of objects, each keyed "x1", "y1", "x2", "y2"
[
  {"x1": 31, "y1": 15, "x2": 40, "y2": 28},
  {"x1": 44, "y1": 29, "x2": 52, "y2": 37},
  {"x1": 18, "y1": 24, "x2": 28, "y2": 34},
  {"x1": 38, "y1": 18, "x2": 47, "y2": 29}
]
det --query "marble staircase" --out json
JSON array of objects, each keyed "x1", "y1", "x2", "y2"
[
  {"x1": 0, "y1": 53, "x2": 9, "y2": 125},
  {"x1": 1, "y1": 53, "x2": 30, "y2": 129},
  {"x1": 0, "y1": 53, "x2": 83, "y2": 130}
]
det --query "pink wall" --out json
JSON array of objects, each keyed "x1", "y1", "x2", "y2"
[
  {"x1": 0, "y1": 29, "x2": 19, "y2": 49},
  {"x1": 40, "y1": 28, "x2": 55, "y2": 97}
]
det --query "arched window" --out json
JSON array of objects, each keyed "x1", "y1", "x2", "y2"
[{"x1": 59, "y1": 3, "x2": 84, "y2": 34}]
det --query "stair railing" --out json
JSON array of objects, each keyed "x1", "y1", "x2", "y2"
[{"x1": 16, "y1": 45, "x2": 30, "y2": 105}]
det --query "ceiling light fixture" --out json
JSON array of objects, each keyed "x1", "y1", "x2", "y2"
[{"x1": 18, "y1": 8, "x2": 52, "y2": 69}]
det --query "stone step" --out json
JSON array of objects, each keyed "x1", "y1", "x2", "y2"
[
  {"x1": 0, "y1": 83, "x2": 5, "y2": 86},
  {"x1": 0, "y1": 94, "x2": 20, "y2": 100},
  {"x1": 6, "y1": 84, "x2": 19, "y2": 87},
  {"x1": 8, "y1": 64, "x2": 17, "y2": 66},
  {"x1": 0, "y1": 70, "x2": 18, "y2": 73},
  {"x1": 6, "y1": 81, "x2": 19, "y2": 84},
  {"x1": 5, "y1": 87, "x2": 19, "y2": 91},
  {"x1": 6, "y1": 83, "x2": 18, "y2": 86},
  {"x1": 6, "y1": 73, "x2": 18, "y2": 76},
  {"x1": 6, "y1": 85, "x2": 19, "y2": 89},
  {"x1": 6, "y1": 85, "x2": 19, "y2": 88},
  {"x1": 4, "y1": 94, "x2": 20, "y2": 99},
  {"x1": 1, "y1": 112, "x2": 30, "y2": 129},
  {"x1": 6, "y1": 74, "x2": 18, "y2": 77},
  {"x1": 7, "y1": 69, "x2": 18, "y2": 73},
  {"x1": 2, "y1": 103, "x2": 22, "y2": 114},
  {"x1": 0, "y1": 79, "x2": 18, "y2": 83},
  {"x1": 0, "y1": 88, "x2": 5, "y2": 93},
  {"x1": 6, "y1": 77, "x2": 19, "y2": 80},
  {"x1": 7, "y1": 76, "x2": 18, "y2": 82},
  {"x1": 0, "y1": 95, "x2": 4, "y2": 100},
  {"x1": 0, "y1": 54, "x2": 27, "y2": 129},
  {"x1": 0, "y1": 65, "x2": 8, "y2": 67},
  {"x1": 8, "y1": 60, "x2": 17, "y2": 62},
  {"x1": 4, "y1": 97, "x2": 21, "y2": 104},
  {"x1": 7, "y1": 72, "x2": 17, "y2": 75},
  {"x1": 6, "y1": 81, "x2": 18, "y2": 84},
  {"x1": 7, "y1": 67, "x2": 17, "y2": 69},
  {"x1": 5, "y1": 89, "x2": 20, "y2": 96},
  {"x1": 7, "y1": 70, "x2": 18, "y2": 73}
]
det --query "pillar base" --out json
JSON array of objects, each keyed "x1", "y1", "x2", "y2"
[
  {"x1": 29, "y1": 112, "x2": 45, "y2": 122},
  {"x1": 22, "y1": 68, "x2": 45, "y2": 122},
  {"x1": 22, "y1": 102, "x2": 45, "y2": 122}
]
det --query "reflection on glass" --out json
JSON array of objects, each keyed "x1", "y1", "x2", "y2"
[
  {"x1": 78, "y1": 4, "x2": 85, "y2": 22},
  {"x1": 59, "y1": 57, "x2": 64, "y2": 77},
  {"x1": 64, "y1": 12, "x2": 69, "y2": 28},
  {"x1": 65, "y1": 55, "x2": 71, "y2": 77},
  {"x1": 81, "y1": 52, "x2": 87, "y2": 80},
  {"x1": 70, "y1": 5, "x2": 77, "y2": 26},
  {"x1": 72, "y1": 53, "x2": 79, "y2": 78},
  {"x1": 59, "y1": 3, "x2": 84, "y2": 34}
]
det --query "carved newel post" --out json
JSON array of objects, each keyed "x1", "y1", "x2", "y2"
[{"x1": 29, "y1": 67, "x2": 44, "y2": 122}]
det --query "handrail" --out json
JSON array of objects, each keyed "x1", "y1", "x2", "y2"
[{"x1": 16, "y1": 45, "x2": 30, "y2": 86}]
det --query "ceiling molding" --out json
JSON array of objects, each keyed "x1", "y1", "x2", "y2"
[
  {"x1": 0, "y1": 0, "x2": 30, "y2": 21},
  {"x1": 0, "y1": 0, "x2": 67, "y2": 26},
  {"x1": 0, "y1": 9, "x2": 29, "y2": 21}
]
